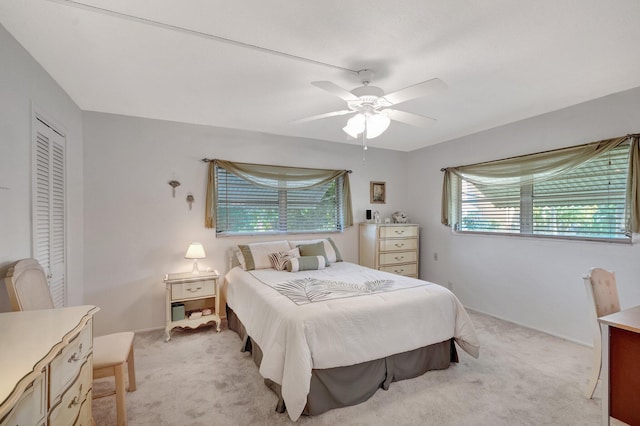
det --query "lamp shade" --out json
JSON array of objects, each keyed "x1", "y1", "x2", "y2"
[
  {"x1": 342, "y1": 112, "x2": 391, "y2": 139},
  {"x1": 185, "y1": 242, "x2": 206, "y2": 259},
  {"x1": 365, "y1": 113, "x2": 391, "y2": 139},
  {"x1": 343, "y1": 113, "x2": 366, "y2": 138}
]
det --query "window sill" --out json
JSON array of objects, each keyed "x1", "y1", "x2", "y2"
[{"x1": 452, "y1": 230, "x2": 633, "y2": 245}]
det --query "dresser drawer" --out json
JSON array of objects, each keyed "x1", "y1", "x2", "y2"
[
  {"x1": 379, "y1": 225, "x2": 418, "y2": 239},
  {"x1": 73, "y1": 389, "x2": 92, "y2": 426},
  {"x1": 0, "y1": 372, "x2": 46, "y2": 426},
  {"x1": 379, "y1": 251, "x2": 417, "y2": 266},
  {"x1": 379, "y1": 263, "x2": 417, "y2": 276},
  {"x1": 171, "y1": 279, "x2": 215, "y2": 300},
  {"x1": 49, "y1": 358, "x2": 92, "y2": 426},
  {"x1": 379, "y1": 238, "x2": 417, "y2": 252},
  {"x1": 50, "y1": 322, "x2": 93, "y2": 400}
]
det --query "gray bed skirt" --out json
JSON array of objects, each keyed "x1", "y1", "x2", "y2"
[{"x1": 227, "y1": 306, "x2": 458, "y2": 417}]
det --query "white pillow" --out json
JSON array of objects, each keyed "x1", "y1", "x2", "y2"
[
  {"x1": 287, "y1": 238, "x2": 343, "y2": 263},
  {"x1": 231, "y1": 246, "x2": 246, "y2": 270},
  {"x1": 237, "y1": 240, "x2": 291, "y2": 270}
]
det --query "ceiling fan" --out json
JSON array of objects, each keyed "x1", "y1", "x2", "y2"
[{"x1": 294, "y1": 69, "x2": 447, "y2": 140}]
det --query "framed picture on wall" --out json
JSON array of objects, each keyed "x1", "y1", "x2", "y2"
[{"x1": 370, "y1": 181, "x2": 386, "y2": 204}]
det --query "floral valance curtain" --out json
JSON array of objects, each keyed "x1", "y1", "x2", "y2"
[
  {"x1": 205, "y1": 159, "x2": 353, "y2": 229},
  {"x1": 441, "y1": 134, "x2": 640, "y2": 233}
]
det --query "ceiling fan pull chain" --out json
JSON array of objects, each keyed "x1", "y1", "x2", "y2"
[{"x1": 362, "y1": 127, "x2": 368, "y2": 163}]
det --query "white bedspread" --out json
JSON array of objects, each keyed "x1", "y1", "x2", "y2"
[{"x1": 225, "y1": 262, "x2": 479, "y2": 421}]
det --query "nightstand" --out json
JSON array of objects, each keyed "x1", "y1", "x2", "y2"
[{"x1": 163, "y1": 271, "x2": 221, "y2": 342}]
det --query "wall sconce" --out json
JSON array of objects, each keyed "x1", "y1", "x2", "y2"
[
  {"x1": 186, "y1": 193, "x2": 194, "y2": 210},
  {"x1": 168, "y1": 180, "x2": 181, "y2": 197}
]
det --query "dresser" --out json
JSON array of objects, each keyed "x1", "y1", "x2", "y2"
[
  {"x1": 359, "y1": 223, "x2": 419, "y2": 277},
  {"x1": 0, "y1": 305, "x2": 98, "y2": 426},
  {"x1": 599, "y1": 306, "x2": 640, "y2": 426},
  {"x1": 164, "y1": 271, "x2": 221, "y2": 342}
]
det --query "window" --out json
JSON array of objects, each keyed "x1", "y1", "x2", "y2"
[
  {"x1": 207, "y1": 160, "x2": 352, "y2": 235},
  {"x1": 442, "y1": 135, "x2": 640, "y2": 242}
]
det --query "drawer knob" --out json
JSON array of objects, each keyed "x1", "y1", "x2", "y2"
[
  {"x1": 68, "y1": 384, "x2": 83, "y2": 408},
  {"x1": 394, "y1": 243, "x2": 405, "y2": 248},
  {"x1": 394, "y1": 256, "x2": 404, "y2": 261},
  {"x1": 68, "y1": 344, "x2": 83, "y2": 363},
  {"x1": 68, "y1": 395, "x2": 80, "y2": 408},
  {"x1": 394, "y1": 269, "x2": 404, "y2": 273},
  {"x1": 394, "y1": 230, "x2": 405, "y2": 234},
  {"x1": 187, "y1": 287, "x2": 202, "y2": 292}
]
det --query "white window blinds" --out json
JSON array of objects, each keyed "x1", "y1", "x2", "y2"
[
  {"x1": 209, "y1": 160, "x2": 351, "y2": 235},
  {"x1": 444, "y1": 136, "x2": 639, "y2": 242}
]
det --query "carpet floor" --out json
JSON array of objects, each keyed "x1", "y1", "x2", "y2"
[{"x1": 92, "y1": 310, "x2": 618, "y2": 425}]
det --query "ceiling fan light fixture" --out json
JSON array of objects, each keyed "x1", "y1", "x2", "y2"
[
  {"x1": 342, "y1": 112, "x2": 391, "y2": 139},
  {"x1": 365, "y1": 113, "x2": 391, "y2": 139},
  {"x1": 343, "y1": 113, "x2": 366, "y2": 138}
]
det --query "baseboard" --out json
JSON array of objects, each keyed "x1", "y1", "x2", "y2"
[
  {"x1": 465, "y1": 306, "x2": 591, "y2": 348},
  {"x1": 133, "y1": 325, "x2": 164, "y2": 334}
]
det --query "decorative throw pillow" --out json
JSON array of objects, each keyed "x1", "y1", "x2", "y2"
[
  {"x1": 288, "y1": 238, "x2": 343, "y2": 263},
  {"x1": 236, "y1": 240, "x2": 291, "y2": 270},
  {"x1": 297, "y1": 241, "x2": 329, "y2": 265},
  {"x1": 285, "y1": 255, "x2": 327, "y2": 272},
  {"x1": 325, "y1": 237, "x2": 343, "y2": 262},
  {"x1": 232, "y1": 246, "x2": 246, "y2": 270},
  {"x1": 268, "y1": 248, "x2": 300, "y2": 271}
]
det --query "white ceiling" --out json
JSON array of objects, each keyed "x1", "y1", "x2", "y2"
[{"x1": 2, "y1": 1, "x2": 640, "y2": 152}]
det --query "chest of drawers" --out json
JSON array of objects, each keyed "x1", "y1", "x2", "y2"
[
  {"x1": 0, "y1": 305, "x2": 98, "y2": 426},
  {"x1": 359, "y1": 223, "x2": 420, "y2": 278}
]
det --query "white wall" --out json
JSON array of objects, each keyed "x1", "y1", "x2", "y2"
[
  {"x1": 408, "y1": 87, "x2": 640, "y2": 345},
  {"x1": 0, "y1": 24, "x2": 84, "y2": 311},
  {"x1": 82, "y1": 112, "x2": 410, "y2": 335},
  {"x1": 7, "y1": 16, "x2": 640, "y2": 344}
]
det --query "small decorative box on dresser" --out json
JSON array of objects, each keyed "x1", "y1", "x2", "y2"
[
  {"x1": 0, "y1": 305, "x2": 98, "y2": 426},
  {"x1": 164, "y1": 271, "x2": 221, "y2": 341},
  {"x1": 359, "y1": 222, "x2": 420, "y2": 277}
]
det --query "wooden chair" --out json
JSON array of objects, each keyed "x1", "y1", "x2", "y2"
[
  {"x1": 582, "y1": 267, "x2": 620, "y2": 399},
  {"x1": 5, "y1": 259, "x2": 136, "y2": 425}
]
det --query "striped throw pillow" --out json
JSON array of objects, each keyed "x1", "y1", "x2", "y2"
[
  {"x1": 268, "y1": 248, "x2": 300, "y2": 271},
  {"x1": 285, "y1": 255, "x2": 327, "y2": 272}
]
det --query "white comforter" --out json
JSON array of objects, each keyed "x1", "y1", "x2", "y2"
[{"x1": 225, "y1": 262, "x2": 479, "y2": 421}]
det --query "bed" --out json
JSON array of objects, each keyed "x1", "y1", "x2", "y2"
[{"x1": 222, "y1": 240, "x2": 479, "y2": 421}]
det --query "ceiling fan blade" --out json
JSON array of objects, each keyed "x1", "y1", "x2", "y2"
[
  {"x1": 291, "y1": 109, "x2": 354, "y2": 124},
  {"x1": 311, "y1": 81, "x2": 360, "y2": 102},
  {"x1": 385, "y1": 109, "x2": 436, "y2": 128},
  {"x1": 383, "y1": 78, "x2": 447, "y2": 105}
]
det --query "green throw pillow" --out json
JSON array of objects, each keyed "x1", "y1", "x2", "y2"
[{"x1": 297, "y1": 241, "x2": 329, "y2": 264}]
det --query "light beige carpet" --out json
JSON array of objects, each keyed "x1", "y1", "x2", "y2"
[{"x1": 92, "y1": 311, "x2": 613, "y2": 425}]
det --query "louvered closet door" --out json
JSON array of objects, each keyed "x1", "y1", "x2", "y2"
[{"x1": 33, "y1": 117, "x2": 66, "y2": 308}]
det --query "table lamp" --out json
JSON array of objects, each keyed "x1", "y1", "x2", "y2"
[{"x1": 185, "y1": 242, "x2": 206, "y2": 274}]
